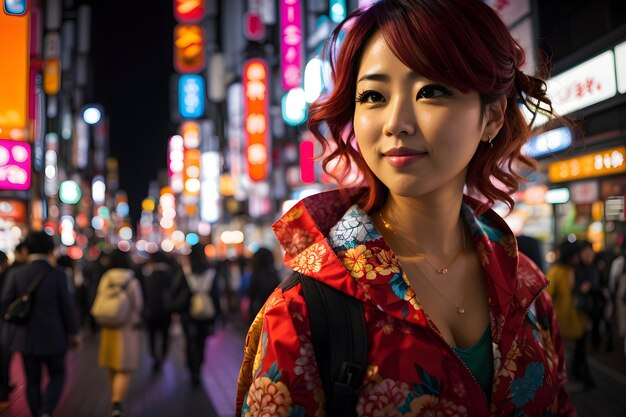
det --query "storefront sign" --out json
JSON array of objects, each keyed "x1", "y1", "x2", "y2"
[
  {"x1": 279, "y1": 0, "x2": 303, "y2": 90},
  {"x1": 548, "y1": 146, "x2": 626, "y2": 183},
  {"x1": 570, "y1": 181, "x2": 599, "y2": 204},
  {"x1": 0, "y1": 199, "x2": 27, "y2": 223},
  {"x1": 547, "y1": 51, "x2": 617, "y2": 116},
  {"x1": 523, "y1": 126, "x2": 572, "y2": 158},
  {"x1": 0, "y1": 139, "x2": 31, "y2": 190}
]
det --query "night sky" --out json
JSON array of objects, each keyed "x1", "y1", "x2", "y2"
[{"x1": 91, "y1": 1, "x2": 176, "y2": 224}]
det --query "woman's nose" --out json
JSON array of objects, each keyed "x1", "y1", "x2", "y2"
[{"x1": 383, "y1": 96, "x2": 416, "y2": 138}]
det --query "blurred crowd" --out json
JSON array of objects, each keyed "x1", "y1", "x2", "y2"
[{"x1": 0, "y1": 231, "x2": 280, "y2": 417}]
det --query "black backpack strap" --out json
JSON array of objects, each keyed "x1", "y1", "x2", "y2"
[{"x1": 296, "y1": 273, "x2": 367, "y2": 417}]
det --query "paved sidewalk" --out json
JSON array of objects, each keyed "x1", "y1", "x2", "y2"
[{"x1": 0, "y1": 319, "x2": 247, "y2": 417}]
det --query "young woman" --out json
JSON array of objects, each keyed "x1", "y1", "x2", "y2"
[
  {"x1": 237, "y1": 0, "x2": 575, "y2": 415},
  {"x1": 96, "y1": 249, "x2": 144, "y2": 417}
]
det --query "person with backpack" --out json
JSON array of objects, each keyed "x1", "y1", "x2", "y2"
[
  {"x1": 236, "y1": 1, "x2": 576, "y2": 416},
  {"x1": 140, "y1": 251, "x2": 175, "y2": 373},
  {"x1": 247, "y1": 247, "x2": 280, "y2": 324},
  {"x1": 0, "y1": 231, "x2": 81, "y2": 417},
  {"x1": 180, "y1": 243, "x2": 219, "y2": 387},
  {"x1": 94, "y1": 249, "x2": 143, "y2": 417}
]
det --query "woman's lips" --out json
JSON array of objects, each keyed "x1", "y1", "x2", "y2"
[{"x1": 384, "y1": 152, "x2": 426, "y2": 167}]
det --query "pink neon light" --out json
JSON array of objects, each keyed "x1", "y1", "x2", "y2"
[
  {"x1": 279, "y1": 0, "x2": 303, "y2": 90},
  {"x1": 300, "y1": 139, "x2": 315, "y2": 184},
  {"x1": 0, "y1": 139, "x2": 31, "y2": 190}
]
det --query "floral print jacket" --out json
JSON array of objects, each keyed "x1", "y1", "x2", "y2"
[{"x1": 236, "y1": 190, "x2": 576, "y2": 417}]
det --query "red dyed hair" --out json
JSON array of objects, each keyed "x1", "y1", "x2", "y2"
[{"x1": 307, "y1": 0, "x2": 555, "y2": 214}]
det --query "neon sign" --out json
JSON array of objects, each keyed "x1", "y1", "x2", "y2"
[
  {"x1": 244, "y1": 59, "x2": 269, "y2": 182},
  {"x1": 279, "y1": 0, "x2": 303, "y2": 90},
  {"x1": 0, "y1": 139, "x2": 31, "y2": 190}
]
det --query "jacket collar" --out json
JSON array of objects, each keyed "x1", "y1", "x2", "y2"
[{"x1": 273, "y1": 189, "x2": 547, "y2": 327}]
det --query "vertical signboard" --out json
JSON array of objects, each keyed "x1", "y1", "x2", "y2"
[
  {"x1": 243, "y1": 59, "x2": 269, "y2": 182},
  {"x1": 174, "y1": 24, "x2": 205, "y2": 74},
  {"x1": 178, "y1": 75, "x2": 205, "y2": 118},
  {"x1": 0, "y1": 139, "x2": 31, "y2": 190},
  {"x1": 0, "y1": 9, "x2": 30, "y2": 137},
  {"x1": 279, "y1": 0, "x2": 303, "y2": 91}
]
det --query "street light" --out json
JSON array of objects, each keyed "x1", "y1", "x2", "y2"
[{"x1": 82, "y1": 104, "x2": 103, "y2": 125}]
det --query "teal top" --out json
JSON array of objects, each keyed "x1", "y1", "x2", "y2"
[{"x1": 452, "y1": 325, "x2": 493, "y2": 399}]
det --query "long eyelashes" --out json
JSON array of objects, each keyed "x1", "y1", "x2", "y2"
[{"x1": 355, "y1": 84, "x2": 454, "y2": 103}]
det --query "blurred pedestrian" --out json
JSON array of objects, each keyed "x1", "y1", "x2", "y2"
[
  {"x1": 180, "y1": 244, "x2": 219, "y2": 387},
  {"x1": 547, "y1": 240, "x2": 595, "y2": 390},
  {"x1": 83, "y1": 251, "x2": 111, "y2": 334},
  {"x1": 0, "y1": 250, "x2": 11, "y2": 409},
  {"x1": 516, "y1": 234, "x2": 545, "y2": 272},
  {"x1": 247, "y1": 248, "x2": 280, "y2": 323},
  {"x1": 575, "y1": 240, "x2": 606, "y2": 353},
  {"x1": 96, "y1": 249, "x2": 143, "y2": 417},
  {"x1": 141, "y1": 251, "x2": 174, "y2": 373},
  {"x1": 0, "y1": 231, "x2": 81, "y2": 417},
  {"x1": 3, "y1": 241, "x2": 28, "y2": 279}
]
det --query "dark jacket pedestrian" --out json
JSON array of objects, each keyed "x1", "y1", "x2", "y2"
[
  {"x1": 247, "y1": 247, "x2": 280, "y2": 323},
  {"x1": 141, "y1": 251, "x2": 175, "y2": 372},
  {"x1": 0, "y1": 232, "x2": 81, "y2": 417}
]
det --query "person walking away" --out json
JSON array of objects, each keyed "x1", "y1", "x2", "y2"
[
  {"x1": 181, "y1": 244, "x2": 219, "y2": 387},
  {"x1": 0, "y1": 231, "x2": 81, "y2": 417},
  {"x1": 141, "y1": 251, "x2": 174, "y2": 373},
  {"x1": 575, "y1": 241, "x2": 606, "y2": 354},
  {"x1": 247, "y1": 248, "x2": 280, "y2": 324},
  {"x1": 96, "y1": 249, "x2": 143, "y2": 417},
  {"x1": 0, "y1": 251, "x2": 11, "y2": 409},
  {"x1": 547, "y1": 240, "x2": 595, "y2": 390}
]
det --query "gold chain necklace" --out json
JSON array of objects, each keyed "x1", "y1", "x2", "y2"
[
  {"x1": 378, "y1": 212, "x2": 463, "y2": 274},
  {"x1": 377, "y1": 211, "x2": 469, "y2": 314},
  {"x1": 413, "y1": 228, "x2": 468, "y2": 314}
]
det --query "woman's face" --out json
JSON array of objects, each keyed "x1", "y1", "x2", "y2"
[{"x1": 353, "y1": 33, "x2": 496, "y2": 198}]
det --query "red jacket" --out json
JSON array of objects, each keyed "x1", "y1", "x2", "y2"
[{"x1": 237, "y1": 190, "x2": 576, "y2": 417}]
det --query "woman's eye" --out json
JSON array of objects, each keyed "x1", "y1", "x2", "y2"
[
  {"x1": 355, "y1": 90, "x2": 385, "y2": 103},
  {"x1": 417, "y1": 85, "x2": 453, "y2": 99}
]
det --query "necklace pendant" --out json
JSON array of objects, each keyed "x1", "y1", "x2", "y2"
[
  {"x1": 437, "y1": 268, "x2": 448, "y2": 274},
  {"x1": 457, "y1": 307, "x2": 465, "y2": 314}
]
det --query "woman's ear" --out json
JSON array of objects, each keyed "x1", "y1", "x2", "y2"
[{"x1": 480, "y1": 95, "x2": 507, "y2": 143}]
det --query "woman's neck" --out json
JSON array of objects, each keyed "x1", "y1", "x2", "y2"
[{"x1": 376, "y1": 191, "x2": 465, "y2": 259}]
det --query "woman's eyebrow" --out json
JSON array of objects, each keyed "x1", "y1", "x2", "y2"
[{"x1": 357, "y1": 71, "x2": 423, "y2": 85}]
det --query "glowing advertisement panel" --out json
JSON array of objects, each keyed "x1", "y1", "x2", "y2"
[
  {"x1": 279, "y1": 0, "x2": 303, "y2": 90},
  {"x1": 178, "y1": 75, "x2": 205, "y2": 119},
  {"x1": 548, "y1": 146, "x2": 626, "y2": 183},
  {"x1": 173, "y1": 0, "x2": 205, "y2": 23},
  {"x1": 174, "y1": 24, "x2": 205, "y2": 74},
  {"x1": 0, "y1": 10, "x2": 30, "y2": 136},
  {"x1": 243, "y1": 59, "x2": 269, "y2": 182},
  {"x1": 0, "y1": 139, "x2": 31, "y2": 190},
  {"x1": 547, "y1": 51, "x2": 616, "y2": 116}
]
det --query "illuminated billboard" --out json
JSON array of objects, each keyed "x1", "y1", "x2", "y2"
[
  {"x1": 0, "y1": 9, "x2": 30, "y2": 137},
  {"x1": 178, "y1": 75, "x2": 205, "y2": 119},
  {"x1": 174, "y1": 24, "x2": 205, "y2": 74},
  {"x1": 243, "y1": 59, "x2": 269, "y2": 182},
  {"x1": 279, "y1": 0, "x2": 303, "y2": 90},
  {"x1": 173, "y1": 0, "x2": 205, "y2": 23},
  {"x1": 0, "y1": 139, "x2": 31, "y2": 190}
]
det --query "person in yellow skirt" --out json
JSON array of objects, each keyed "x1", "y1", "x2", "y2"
[
  {"x1": 96, "y1": 249, "x2": 144, "y2": 417},
  {"x1": 547, "y1": 240, "x2": 595, "y2": 390}
]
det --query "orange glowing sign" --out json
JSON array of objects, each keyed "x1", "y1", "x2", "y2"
[
  {"x1": 174, "y1": 24, "x2": 205, "y2": 74},
  {"x1": 183, "y1": 148, "x2": 201, "y2": 196},
  {"x1": 244, "y1": 59, "x2": 269, "y2": 182},
  {"x1": 548, "y1": 146, "x2": 626, "y2": 183},
  {"x1": 43, "y1": 59, "x2": 61, "y2": 95},
  {"x1": 181, "y1": 121, "x2": 200, "y2": 149},
  {"x1": 0, "y1": 10, "x2": 30, "y2": 137},
  {"x1": 174, "y1": 0, "x2": 205, "y2": 23}
]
